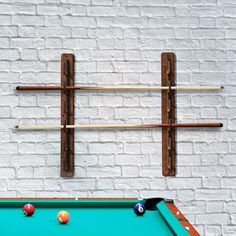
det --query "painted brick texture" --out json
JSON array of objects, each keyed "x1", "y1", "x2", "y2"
[{"x1": 0, "y1": 0, "x2": 235, "y2": 235}]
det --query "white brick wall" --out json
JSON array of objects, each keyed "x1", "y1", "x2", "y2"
[{"x1": 0, "y1": 0, "x2": 235, "y2": 235}]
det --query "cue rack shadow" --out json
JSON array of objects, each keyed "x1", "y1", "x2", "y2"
[{"x1": 16, "y1": 52, "x2": 223, "y2": 177}]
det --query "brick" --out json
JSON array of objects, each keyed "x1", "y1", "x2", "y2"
[
  {"x1": 46, "y1": 38, "x2": 62, "y2": 48},
  {"x1": 12, "y1": 107, "x2": 45, "y2": 118},
  {"x1": 122, "y1": 166, "x2": 139, "y2": 177},
  {"x1": 92, "y1": 0, "x2": 112, "y2": 5},
  {"x1": 125, "y1": 6, "x2": 140, "y2": 17},
  {"x1": 36, "y1": 142, "x2": 60, "y2": 154},
  {"x1": 8, "y1": 179, "x2": 43, "y2": 191},
  {"x1": 124, "y1": 142, "x2": 141, "y2": 154},
  {"x1": 11, "y1": 155, "x2": 46, "y2": 166},
  {"x1": 89, "y1": 142, "x2": 123, "y2": 154},
  {"x1": 206, "y1": 201, "x2": 223, "y2": 213},
  {"x1": 18, "y1": 26, "x2": 36, "y2": 37},
  {"x1": 0, "y1": 15, "x2": 10, "y2": 25},
  {"x1": 192, "y1": 166, "x2": 226, "y2": 176},
  {"x1": 180, "y1": 201, "x2": 205, "y2": 214},
  {"x1": 88, "y1": 6, "x2": 125, "y2": 16},
  {"x1": 141, "y1": 142, "x2": 161, "y2": 154},
  {"x1": 94, "y1": 28, "x2": 123, "y2": 38},
  {"x1": 0, "y1": 38, "x2": 9, "y2": 48},
  {"x1": 19, "y1": 143, "x2": 36, "y2": 154},
  {"x1": 37, "y1": 5, "x2": 66, "y2": 15},
  {"x1": 88, "y1": 190, "x2": 124, "y2": 198},
  {"x1": 12, "y1": 61, "x2": 46, "y2": 72},
  {"x1": 115, "y1": 178, "x2": 149, "y2": 189},
  {"x1": 115, "y1": 38, "x2": 149, "y2": 49},
  {"x1": 0, "y1": 26, "x2": 17, "y2": 36},
  {"x1": 62, "y1": 179, "x2": 96, "y2": 190},
  {"x1": 167, "y1": 178, "x2": 201, "y2": 189},
  {"x1": 11, "y1": 38, "x2": 44, "y2": 49},
  {"x1": 125, "y1": 50, "x2": 141, "y2": 60},
  {"x1": 99, "y1": 131, "x2": 117, "y2": 142},
  {"x1": 75, "y1": 154, "x2": 97, "y2": 166},
  {"x1": 196, "y1": 213, "x2": 230, "y2": 225},
  {"x1": 36, "y1": 192, "x2": 69, "y2": 198},
  {"x1": 124, "y1": 28, "x2": 139, "y2": 38},
  {"x1": 177, "y1": 142, "x2": 194, "y2": 154},
  {"x1": 141, "y1": 7, "x2": 174, "y2": 17},
  {"x1": 222, "y1": 177, "x2": 236, "y2": 188},
  {"x1": 0, "y1": 4, "x2": 36, "y2": 14},
  {"x1": 141, "y1": 190, "x2": 177, "y2": 199},
  {"x1": 92, "y1": 50, "x2": 123, "y2": 60},
  {"x1": 139, "y1": 166, "x2": 162, "y2": 177},
  {"x1": 195, "y1": 142, "x2": 228, "y2": 154},
  {"x1": 61, "y1": 0, "x2": 90, "y2": 4},
  {"x1": 195, "y1": 189, "x2": 231, "y2": 200},
  {"x1": 202, "y1": 177, "x2": 221, "y2": 188},
  {"x1": 177, "y1": 190, "x2": 195, "y2": 201},
  {"x1": 12, "y1": 15, "x2": 44, "y2": 26},
  {"x1": 43, "y1": 179, "x2": 61, "y2": 191},
  {"x1": 36, "y1": 27, "x2": 71, "y2": 37},
  {"x1": 17, "y1": 167, "x2": 34, "y2": 178},
  {"x1": 96, "y1": 178, "x2": 114, "y2": 189},
  {"x1": 21, "y1": 49, "x2": 38, "y2": 60},
  {"x1": 116, "y1": 154, "x2": 149, "y2": 165},
  {"x1": 63, "y1": 16, "x2": 96, "y2": 27},
  {"x1": 190, "y1": 6, "x2": 222, "y2": 17},
  {"x1": 116, "y1": 107, "x2": 149, "y2": 118},
  {"x1": 34, "y1": 167, "x2": 59, "y2": 177},
  {"x1": 221, "y1": 154, "x2": 236, "y2": 165},
  {"x1": 97, "y1": 61, "x2": 113, "y2": 72},
  {"x1": 222, "y1": 226, "x2": 236, "y2": 235},
  {"x1": 87, "y1": 166, "x2": 121, "y2": 177},
  {"x1": 165, "y1": 17, "x2": 199, "y2": 28},
  {"x1": 0, "y1": 168, "x2": 15, "y2": 178},
  {"x1": 98, "y1": 155, "x2": 115, "y2": 165},
  {"x1": 0, "y1": 143, "x2": 17, "y2": 154}
]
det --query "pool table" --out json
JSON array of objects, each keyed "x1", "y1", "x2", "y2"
[{"x1": 0, "y1": 198, "x2": 200, "y2": 236}]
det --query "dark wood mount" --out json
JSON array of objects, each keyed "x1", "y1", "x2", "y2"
[
  {"x1": 161, "y1": 52, "x2": 176, "y2": 176},
  {"x1": 16, "y1": 52, "x2": 223, "y2": 177},
  {"x1": 61, "y1": 54, "x2": 74, "y2": 177}
]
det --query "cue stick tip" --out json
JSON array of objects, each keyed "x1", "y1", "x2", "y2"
[
  {"x1": 221, "y1": 86, "x2": 224, "y2": 89},
  {"x1": 15, "y1": 126, "x2": 19, "y2": 129},
  {"x1": 220, "y1": 123, "x2": 223, "y2": 127},
  {"x1": 16, "y1": 86, "x2": 20, "y2": 90}
]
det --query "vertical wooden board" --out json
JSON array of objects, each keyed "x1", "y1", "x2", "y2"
[
  {"x1": 61, "y1": 54, "x2": 74, "y2": 177},
  {"x1": 161, "y1": 52, "x2": 176, "y2": 176}
]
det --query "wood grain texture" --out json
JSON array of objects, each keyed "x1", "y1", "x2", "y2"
[
  {"x1": 162, "y1": 52, "x2": 176, "y2": 176},
  {"x1": 61, "y1": 54, "x2": 74, "y2": 177}
]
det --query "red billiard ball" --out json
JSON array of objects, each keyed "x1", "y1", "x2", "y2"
[
  {"x1": 23, "y1": 204, "x2": 35, "y2": 216},
  {"x1": 57, "y1": 211, "x2": 70, "y2": 224}
]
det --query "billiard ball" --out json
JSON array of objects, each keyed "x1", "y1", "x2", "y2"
[
  {"x1": 23, "y1": 204, "x2": 35, "y2": 216},
  {"x1": 57, "y1": 211, "x2": 70, "y2": 224},
  {"x1": 134, "y1": 203, "x2": 146, "y2": 216}
]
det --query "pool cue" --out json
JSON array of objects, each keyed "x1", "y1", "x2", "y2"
[
  {"x1": 16, "y1": 85, "x2": 224, "y2": 91},
  {"x1": 15, "y1": 123, "x2": 223, "y2": 130}
]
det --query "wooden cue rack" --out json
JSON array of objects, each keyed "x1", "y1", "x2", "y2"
[{"x1": 16, "y1": 52, "x2": 223, "y2": 177}]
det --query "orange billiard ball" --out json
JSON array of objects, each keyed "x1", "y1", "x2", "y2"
[
  {"x1": 57, "y1": 211, "x2": 70, "y2": 224},
  {"x1": 23, "y1": 204, "x2": 35, "y2": 216}
]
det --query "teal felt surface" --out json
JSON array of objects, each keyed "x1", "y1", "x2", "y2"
[{"x1": 0, "y1": 200, "x2": 186, "y2": 236}]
